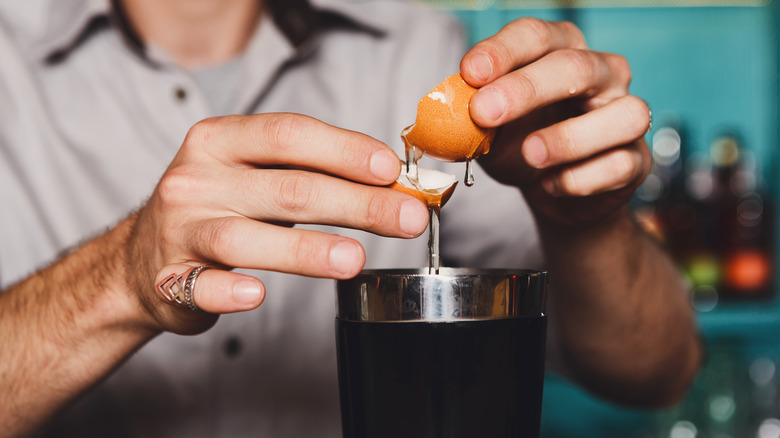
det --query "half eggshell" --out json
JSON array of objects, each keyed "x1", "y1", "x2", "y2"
[{"x1": 401, "y1": 74, "x2": 496, "y2": 162}]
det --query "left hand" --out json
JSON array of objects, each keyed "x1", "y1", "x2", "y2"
[{"x1": 461, "y1": 18, "x2": 652, "y2": 226}]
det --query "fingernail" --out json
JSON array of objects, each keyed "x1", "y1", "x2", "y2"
[
  {"x1": 524, "y1": 136, "x2": 548, "y2": 168},
  {"x1": 234, "y1": 279, "x2": 263, "y2": 305},
  {"x1": 399, "y1": 199, "x2": 429, "y2": 235},
  {"x1": 370, "y1": 149, "x2": 400, "y2": 182},
  {"x1": 472, "y1": 88, "x2": 506, "y2": 123},
  {"x1": 469, "y1": 53, "x2": 494, "y2": 83},
  {"x1": 330, "y1": 241, "x2": 363, "y2": 275}
]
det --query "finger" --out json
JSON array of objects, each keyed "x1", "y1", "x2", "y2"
[
  {"x1": 190, "y1": 217, "x2": 369, "y2": 279},
  {"x1": 541, "y1": 146, "x2": 646, "y2": 197},
  {"x1": 155, "y1": 164, "x2": 430, "y2": 241},
  {"x1": 227, "y1": 168, "x2": 429, "y2": 236},
  {"x1": 522, "y1": 95, "x2": 652, "y2": 169},
  {"x1": 461, "y1": 18, "x2": 587, "y2": 87},
  {"x1": 182, "y1": 113, "x2": 401, "y2": 185},
  {"x1": 470, "y1": 50, "x2": 631, "y2": 126},
  {"x1": 191, "y1": 268, "x2": 265, "y2": 313},
  {"x1": 154, "y1": 264, "x2": 265, "y2": 314}
]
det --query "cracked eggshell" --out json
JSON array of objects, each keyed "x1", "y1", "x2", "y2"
[
  {"x1": 401, "y1": 73, "x2": 496, "y2": 162},
  {"x1": 390, "y1": 166, "x2": 458, "y2": 207}
]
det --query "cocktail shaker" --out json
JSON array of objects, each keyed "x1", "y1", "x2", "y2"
[{"x1": 336, "y1": 268, "x2": 548, "y2": 438}]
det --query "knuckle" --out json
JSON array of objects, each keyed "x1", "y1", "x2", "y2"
[
  {"x1": 288, "y1": 232, "x2": 324, "y2": 270},
  {"x1": 362, "y1": 193, "x2": 391, "y2": 231},
  {"x1": 562, "y1": 49, "x2": 596, "y2": 88},
  {"x1": 184, "y1": 117, "x2": 224, "y2": 149},
  {"x1": 274, "y1": 172, "x2": 315, "y2": 215},
  {"x1": 337, "y1": 134, "x2": 369, "y2": 170},
  {"x1": 201, "y1": 217, "x2": 243, "y2": 261},
  {"x1": 517, "y1": 17, "x2": 552, "y2": 47},
  {"x1": 610, "y1": 53, "x2": 632, "y2": 86},
  {"x1": 262, "y1": 113, "x2": 308, "y2": 155},
  {"x1": 621, "y1": 96, "x2": 652, "y2": 138},
  {"x1": 157, "y1": 165, "x2": 200, "y2": 208},
  {"x1": 610, "y1": 150, "x2": 639, "y2": 186},
  {"x1": 513, "y1": 70, "x2": 539, "y2": 105},
  {"x1": 557, "y1": 168, "x2": 587, "y2": 196},
  {"x1": 555, "y1": 123, "x2": 580, "y2": 160},
  {"x1": 559, "y1": 20, "x2": 587, "y2": 48}
]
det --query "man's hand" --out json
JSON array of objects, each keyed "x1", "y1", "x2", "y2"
[
  {"x1": 459, "y1": 18, "x2": 701, "y2": 407},
  {"x1": 461, "y1": 18, "x2": 651, "y2": 225},
  {"x1": 127, "y1": 113, "x2": 429, "y2": 334}
]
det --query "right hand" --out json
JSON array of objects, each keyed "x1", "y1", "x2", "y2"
[
  {"x1": 461, "y1": 18, "x2": 651, "y2": 227},
  {"x1": 126, "y1": 113, "x2": 430, "y2": 334}
]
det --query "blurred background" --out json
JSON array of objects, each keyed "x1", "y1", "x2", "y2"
[{"x1": 408, "y1": 0, "x2": 780, "y2": 436}]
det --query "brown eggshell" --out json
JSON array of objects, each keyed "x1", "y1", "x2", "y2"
[
  {"x1": 401, "y1": 74, "x2": 496, "y2": 162},
  {"x1": 389, "y1": 165, "x2": 458, "y2": 207}
]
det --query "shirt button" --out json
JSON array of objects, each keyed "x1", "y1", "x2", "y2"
[
  {"x1": 223, "y1": 336, "x2": 243, "y2": 358},
  {"x1": 174, "y1": 87, "x2": 187, "y2": 101}
]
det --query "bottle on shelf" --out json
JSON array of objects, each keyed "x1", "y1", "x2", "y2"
[
  {"x1": 635, "y1": 124, "x2": 775, "y2": 307},
  {"x1": 709, "y1": 132, "x2": 774, "y2": 299}
]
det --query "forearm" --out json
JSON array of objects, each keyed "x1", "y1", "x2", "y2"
[
  {"x1": 541, "y1": 207, "x2": 702, "y2": 407},
  {"x1": 0, "y1": 213, "x2": 159, "y2": 437}
]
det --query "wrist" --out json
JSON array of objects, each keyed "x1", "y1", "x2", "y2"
[
  {"x1": 0, "y1": 213, "x2": 159, "y2": 435},
  {"x1": 537, "y1": 205, "x2": 635, "y2": 251},
  {"x1": 82, "y1": 211, "x2": 162, "y2": 338}
]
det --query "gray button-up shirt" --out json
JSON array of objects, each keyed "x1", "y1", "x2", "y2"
[{"x1": 0, "y1": 0, "x2": 542, "y2": 436}]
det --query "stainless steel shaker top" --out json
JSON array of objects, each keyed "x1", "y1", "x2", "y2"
[{"x1": 336, "y1": 268, "x2": 547, "y2": 322}]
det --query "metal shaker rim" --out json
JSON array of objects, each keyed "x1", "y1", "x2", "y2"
[{"x1": 336, "y1": 268, "x2": 547, "y2": 322}]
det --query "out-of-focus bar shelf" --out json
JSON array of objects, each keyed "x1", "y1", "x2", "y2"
[{"x1": 699, "y1": 306, "x2": 780, "y2": 341}]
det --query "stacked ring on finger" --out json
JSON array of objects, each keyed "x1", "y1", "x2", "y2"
[{"x1": 157, "y1": 266, "x2": 212, "y2": 312}]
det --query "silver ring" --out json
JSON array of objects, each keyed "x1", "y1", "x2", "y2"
[{"x1": 157, "y1": 266, "x2": 211, "y2": 311}]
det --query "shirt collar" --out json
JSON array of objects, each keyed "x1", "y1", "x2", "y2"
[
  {"x1": 33, "y1": 0, "x2": 388, "y2": 64},
  {"x1": 32, "y1": 0, "x2": 111, "y2": 63},
  {"x1": 309, "y1": 0, "x2": 389, "y2": 35},
  {"x1": 231, "y1": 0, "x2": 387, "y2": 114}
]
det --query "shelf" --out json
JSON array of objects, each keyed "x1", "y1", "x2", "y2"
[{"x1": 697, "y1": 302, "x2": 780, "y2": 344}]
